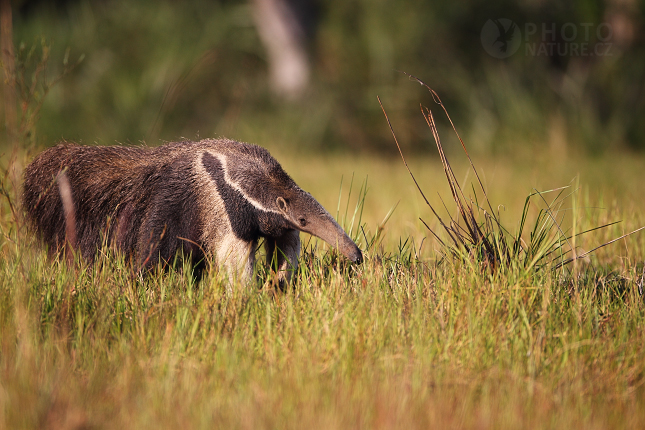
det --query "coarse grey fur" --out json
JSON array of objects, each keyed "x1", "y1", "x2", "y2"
[{"x1": 22, "y1": 138, "x2": 363, "y2": 285}]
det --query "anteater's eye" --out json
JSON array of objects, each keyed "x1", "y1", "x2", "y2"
[{"x1": 299, "y1": 218, "x2": 307, "y2": 227}]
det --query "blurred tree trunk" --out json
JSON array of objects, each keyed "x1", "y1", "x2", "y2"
[{"x1": 252, "y1": 0, "x2": 311, "y2": 101}]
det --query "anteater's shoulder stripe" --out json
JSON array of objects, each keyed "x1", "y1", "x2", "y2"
[{"x1": 201, "y1": 150, "x2": 281, "y2": 215}]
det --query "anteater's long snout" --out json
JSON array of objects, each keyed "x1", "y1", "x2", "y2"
[
  {"x1": 342, "y1": 238, "x2": 363, "y2": 264},
  {"x1": 322, "y1": 226, "x2": 364, "y2": 265},
  {"x1": 301, "y1": 209, "x2": 364, "y2": 265}
]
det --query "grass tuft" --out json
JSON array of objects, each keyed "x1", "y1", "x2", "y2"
[{"x1": 379, "y1": 74, "x2": 645, "y2": 278}]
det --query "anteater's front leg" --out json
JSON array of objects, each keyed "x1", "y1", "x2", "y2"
[
  {"x1": 216, "y1": 234, "x2": 257, "y2": 284},
  {"x1": 264, "y1": 229, "x2": 301, "y2": 288}
]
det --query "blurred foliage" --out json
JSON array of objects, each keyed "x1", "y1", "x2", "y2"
[{"x1": 3, "y1": 0, "x2": 644, "y2": 154}]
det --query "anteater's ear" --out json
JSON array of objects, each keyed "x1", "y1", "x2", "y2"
[{"x1": 276, "y1": 197, "x2": 289, "y2": 214}]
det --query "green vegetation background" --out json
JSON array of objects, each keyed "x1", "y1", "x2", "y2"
[{"x1": 5, "y1": 0, "x2": 644, "y2": 155}]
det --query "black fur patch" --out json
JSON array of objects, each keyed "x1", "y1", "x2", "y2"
[
  {"x1": 201, "y1": 152, "x2": 289, "y2": 240},
  {"x1": 138, "y1": 155, "x2": 204, "y2": 268}
]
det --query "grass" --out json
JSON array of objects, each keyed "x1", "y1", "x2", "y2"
[{"x1": 1, "y1": 146, "x2": 645, "y2": 429}]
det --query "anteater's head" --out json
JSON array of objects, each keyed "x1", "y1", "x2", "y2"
[
  {"x1": 224, "y1": 145, "x2": 363, "y2": 265},
  {"x1": 274, "y1": 188, "x2": 363, "y2": 265}
]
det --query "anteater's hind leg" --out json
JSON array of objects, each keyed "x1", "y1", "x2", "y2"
[{"x1": 264, "y1": 229, "x2": 301, "y2": 289}]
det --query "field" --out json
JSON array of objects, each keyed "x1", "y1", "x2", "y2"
[
  {"x1": 2, "y1": 0, "x2": 645, "y2": 427},
  {"x1": 1, "y1": 146, "x2": 645, "y2": 429}
]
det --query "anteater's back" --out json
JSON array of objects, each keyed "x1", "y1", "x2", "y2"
[{"x1": 22, "y1": 143, "x2": 165, "y2": 259}]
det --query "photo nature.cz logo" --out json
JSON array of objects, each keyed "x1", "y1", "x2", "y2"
[
  {"x1": 481, "y1": 19, "x2": 521, "y2": 59},
  {"x1": 481, "y1": 19, "x2": 613, "y2": 59}
]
